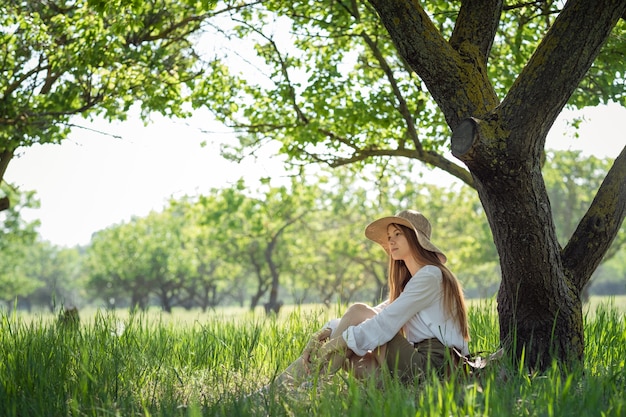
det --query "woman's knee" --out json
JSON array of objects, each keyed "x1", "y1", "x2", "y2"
[
  {"x1": 330, "y1": 303, "x2": 378, "y2": 338},
  {"x1": 343, "y1": 303, "x2": 377, "y2": 324}
]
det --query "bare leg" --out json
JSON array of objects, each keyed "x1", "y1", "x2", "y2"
[
  {"x1": 273, "y1": 357, "x2": 308, "y2": 386},
  {"x1": 324, "y1": 303, "x2": 386, "y2": 377},
  {"x1": 273, "y1": 327, "x2": 331, "y2": 386},
  {"x1": 274, "y1": 303, "x2": 384, "y2": 387}
]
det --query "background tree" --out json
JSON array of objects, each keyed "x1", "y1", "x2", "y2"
[
  {"x1": 294, "y1": 172, "x2": 385, "y2": 306},
  {"x1": 224, "y1": 177, "x2": 311, "y2": 314},
  {"x1": 168, "y1": 196, "x2": 243, "y2": 311},
  {"x1": 22, "y1": 242, "x2": 83, "y2": 312},
  {"x1": 194, "y1": 182, "x2": 255, "y2": 308},
  {"x1": 86, "y1": 219, "x2": 153, "y2": 310},
  {"x1": 192, "y1": 0, "x2": 625, "y2": 369},
  {"x1": 0, "y1": 184, "x2": 41, "y2": 309},
  {"x1": 0, "y1": 0, "x2": 216, "y2": 210},
  {"x1": 139, "y1": 210, "x2": 186, "y2": 313},
  {"x1": 87, "y1": 210, "x2": 192, "y2": 312}
]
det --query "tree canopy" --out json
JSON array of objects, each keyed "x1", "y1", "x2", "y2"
[
  {"x1": 0, "y1": 0, "x2": 217, "y2": 209},
  {"x1": 193, "y1": 1, "x2": 624, "y2": 185}
]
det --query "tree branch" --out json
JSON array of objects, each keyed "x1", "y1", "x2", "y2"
[
  {"x1": 232, "y1": 17, "x2": 309, "y2": 125},
  {"x1": 0, "y1": 149, "x2": 15, "y2": 188},
  {"x1": 316, "y1": 146, "x2": 474, "y2": 187},
  {"x1": 360, "y1": 31, "x2": 421, "y2": 151},
  {"x1": 450, "y1": 0, "x2": 503, "y2": 62},
  {"x1": 367, "y1": 0, "x2": 498, "y2": 128},
  {"x1": 562, "y1": 145, "x2": 626, "y2": 291},
  {"x1": 500, "y1": 0, "x2": 626, "y2": 142},
  {"x1": 0, "y1": 196, "x2": 9, "y2": 212}
]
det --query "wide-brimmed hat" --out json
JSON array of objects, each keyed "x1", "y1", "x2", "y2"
[{"x1": 365, "y1": 209, "x2": 447, "y2": 264}]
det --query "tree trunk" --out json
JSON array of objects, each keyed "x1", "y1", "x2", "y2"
[
  {"x1": 265, "y1": 242, "x2": 282, "y2": 315},
  {"x1": 0, "y1": 196, "x2": 9, "y2": 212},
  {"x1": 452, "y1": 117, "x2": 625, "y2": 370},
  {"x1": 130, "y1": 291, "x2": 147, "y2": 311},
  {"x1": 250, "y1": 291, "x2": 263, "y2": 311},
  {"x1": 160, "y1": 289, "x2": 172, "y2": 313},
  {"x1": 0, "y1": 149, "x2": 15, "y2": 208},
  {"x1": 478, "y1": 161, "x2": 585, "y2": 368}
]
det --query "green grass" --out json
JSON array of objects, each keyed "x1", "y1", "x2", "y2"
[{"x1": 0, "y1": 299, "x2": 625, "y2": 416}]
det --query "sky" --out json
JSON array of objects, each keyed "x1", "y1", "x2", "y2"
[{"x1": 5, "y1": 102, "x2": 626, "y2": 247}]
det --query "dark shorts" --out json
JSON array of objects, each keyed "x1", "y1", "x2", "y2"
[{"x1": 384, "y1": 334, "x2": 450, "y2": 384}]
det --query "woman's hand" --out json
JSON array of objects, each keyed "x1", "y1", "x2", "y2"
[
  {"x1": 315, "y1": 334, "x2": 349, "y2": 375},
  {"x1": 302, "y1": 327, "x2": 332, "y2": 371}
]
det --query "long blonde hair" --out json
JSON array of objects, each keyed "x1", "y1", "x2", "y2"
[{"x1": 387, "y1": 224, "x2": 469, "y2": 340}]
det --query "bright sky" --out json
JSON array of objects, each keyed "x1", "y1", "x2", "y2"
[{"x1": 5, "y1": 102, "x2": 626, "y2": 247}]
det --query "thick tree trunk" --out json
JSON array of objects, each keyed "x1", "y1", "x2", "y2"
[
  {"x1": 477, "y1": 161, "x2": 584, "y2": 368},
  {"x1": 452, "y1": 118, "x2": 625, "y2": 370}
]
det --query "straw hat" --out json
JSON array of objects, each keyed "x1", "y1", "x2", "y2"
[{"x1": 365, "y1": 210, "x2": 447, "y2": 264}]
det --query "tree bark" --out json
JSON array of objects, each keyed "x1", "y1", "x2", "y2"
[
  {"x1": 0, "y1": 149, "x2": 14, "y2": 212},
  {"x1": 0, "y1": 196, "x2": 9, "y2": 212},
  {"x1": 370, "y1": 0, "x2": 626, "y2": 370},
  {"x1": 368, "y1": 0, "x2": 501, "y2": 128}
]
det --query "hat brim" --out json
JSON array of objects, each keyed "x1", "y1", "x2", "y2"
[{"x1": 365, "y1": 216, "x2": 447, "y2": 264}]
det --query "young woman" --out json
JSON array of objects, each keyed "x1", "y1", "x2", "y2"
[{"x1": 275, "y1": 209, "x2": 470, "y2": 386}]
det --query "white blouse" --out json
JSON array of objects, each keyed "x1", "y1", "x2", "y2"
[{"x1": 340, "y1": 265, "x2": 469, "y2": 356}]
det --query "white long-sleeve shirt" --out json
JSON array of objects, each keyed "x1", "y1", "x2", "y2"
[{"x1": 341, "y1": 265, "x2": 469, "y2": 356}]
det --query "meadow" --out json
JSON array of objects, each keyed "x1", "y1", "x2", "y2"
[{"x1": 0, "y1": 297, "x2": 624, "y2": 417}]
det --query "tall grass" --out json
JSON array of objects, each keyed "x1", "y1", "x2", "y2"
[{"x1": 0, "y1": 300, "x2": 624, "y2": 416}]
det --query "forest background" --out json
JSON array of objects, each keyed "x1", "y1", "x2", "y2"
[{"x1": 1, "y1": 147, "x2": 624, "y2": 314}]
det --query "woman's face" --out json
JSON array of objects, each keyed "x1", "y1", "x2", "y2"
[{"x1": 386, "y1": 224, "x2": 412, "y2": 262}]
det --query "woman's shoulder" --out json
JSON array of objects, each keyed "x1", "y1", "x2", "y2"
[
  {"x1": 405, "y1": 265, "x2": 443, "y2": 294},
  {"x1": 409, "y1": 265, "x2": 442, "y2": 286},
  {"x1": 417, "y1": 264, "x2": 442, "y2": 277}
]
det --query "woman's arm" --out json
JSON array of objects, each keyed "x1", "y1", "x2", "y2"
[{"x1": 344, "y1": 266, "x2": 442, "y2": 355}]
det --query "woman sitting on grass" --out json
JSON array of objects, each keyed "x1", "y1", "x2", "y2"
[{"x1": 275, "y1": 209, "x2": 470, "y2": 386}]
